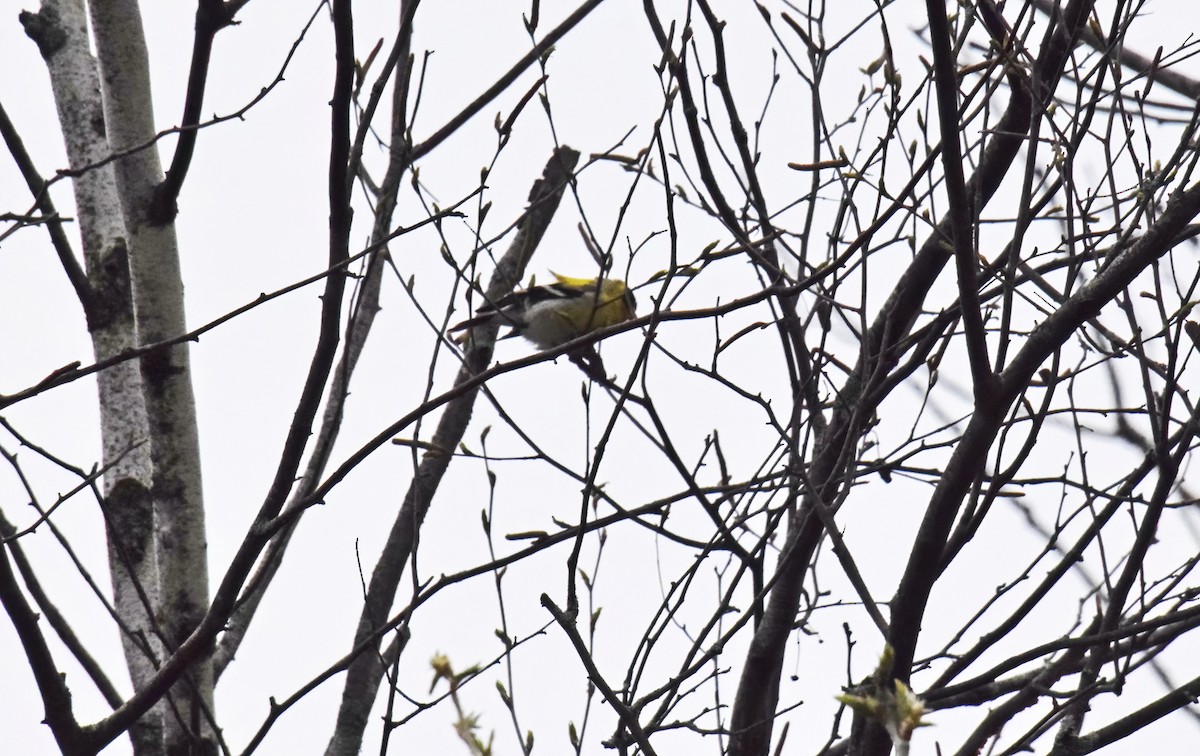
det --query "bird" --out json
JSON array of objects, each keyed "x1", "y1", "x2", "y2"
[{"x1": 452, "y1": 273, "x2": 637, "y2": 379}]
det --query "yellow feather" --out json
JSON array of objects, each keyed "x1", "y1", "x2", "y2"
[{"x1": 550, "y1": 271, "x2": 598, "y2": 288}]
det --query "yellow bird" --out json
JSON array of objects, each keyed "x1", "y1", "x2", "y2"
[{"x1": 452, "y1": 273, "x2": 637, "y2": 349}]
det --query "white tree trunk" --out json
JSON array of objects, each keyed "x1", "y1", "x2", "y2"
[
  {"x1": 89, "y1": 0, "x2": 213, "y2": 752},
  {"x1": 23, "y1": 0, "x2": 166, "y2": 752}
]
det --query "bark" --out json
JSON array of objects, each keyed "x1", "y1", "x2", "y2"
[
  {"x1": 88, "y1": 0, "x2": 213, "y2": 752},
  {"x1": 21, "y1": 0, "x2": 163, "y2": 752}
]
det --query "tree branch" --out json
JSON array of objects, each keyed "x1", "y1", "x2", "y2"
[
  {"x1": 924, "y1": 0, "x2": 993, "y2": 394},
  {"x1": 323, "y1": 145, "x2": 580, "y2": 756},
  {"x1": 149, "y1": 0, "x2": 239, "y2": 224}
]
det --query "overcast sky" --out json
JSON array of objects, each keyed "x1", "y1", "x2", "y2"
[{"x1": 3, "y1": 1, "x2": 1200, "y2": 754}]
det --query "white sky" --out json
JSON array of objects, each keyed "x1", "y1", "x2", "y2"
[{"x1": 3, "y1": 1, "x2": 1200, "y2": 754}]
